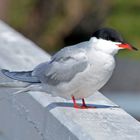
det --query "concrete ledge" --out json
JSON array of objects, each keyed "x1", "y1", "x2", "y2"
[{"x1": 0, "y1": 21, "x2": 140, "y2": 140}]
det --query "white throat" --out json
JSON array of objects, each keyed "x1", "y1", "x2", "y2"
[{"x1": 89, "y1": 37, "x2": 121, "y2": 55}]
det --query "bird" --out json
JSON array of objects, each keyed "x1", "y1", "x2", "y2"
[{"x1": 0, "y1": 27, "x2": 138, "y2": 109}]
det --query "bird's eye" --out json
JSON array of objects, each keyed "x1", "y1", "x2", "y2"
[
  {"x1": 104, "y1": 34, "x2": 110, "y2": 40},
  {"x1": 110, "y1": 37, "x2": 116, "y2": 42},
  {"x1": 106, "y1": 36, "x2": 110, "y2": 40}
]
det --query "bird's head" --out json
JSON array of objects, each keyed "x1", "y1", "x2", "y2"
[{"x1": 90, "y1": 28, "x2": 138, "y2": 55}]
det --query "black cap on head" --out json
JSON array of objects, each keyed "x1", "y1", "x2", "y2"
[{"x1": 92, "y1": 28, "x2": 124, "y2": 43}]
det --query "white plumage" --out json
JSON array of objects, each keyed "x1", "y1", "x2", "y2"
[{"x1": 1, "y1": 28, "x2": 137, "y2": 108}]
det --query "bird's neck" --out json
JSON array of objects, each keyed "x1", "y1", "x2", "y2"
[{"x1": 89, "y1": 37, "x2": 119, "y2": 56}]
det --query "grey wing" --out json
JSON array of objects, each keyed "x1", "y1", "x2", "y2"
[{"x1": 33, "y1": 47, "x2": 88, "y2": 86}]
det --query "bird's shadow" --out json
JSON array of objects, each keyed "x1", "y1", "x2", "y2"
[{"x1": 46, "y1": 102, "x2": 120, "y2": 111}]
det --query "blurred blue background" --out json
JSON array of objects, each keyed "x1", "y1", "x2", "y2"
[{"x1": 0, "y1": 0, "x2": 140, "y2": 120}]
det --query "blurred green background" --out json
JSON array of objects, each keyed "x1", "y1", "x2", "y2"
[{"x1": 1, "y1": 0, "x2": 140, "y2": 58}]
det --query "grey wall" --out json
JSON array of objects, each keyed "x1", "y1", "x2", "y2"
[{"x1": 102, "y1": 58, "x2": 140, "y2": 92}]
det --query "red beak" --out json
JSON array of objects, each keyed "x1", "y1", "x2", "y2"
[{"x1": 117, "y1": 43, "x2": 138, "y2": 51}]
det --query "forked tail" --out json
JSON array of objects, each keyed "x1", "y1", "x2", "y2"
[
  {"x1": 0, "y1": 69, "x2": 41, "y2": 94},
  {"x1": 1, "y1": 69, "x2": 40, "y2": 83}
]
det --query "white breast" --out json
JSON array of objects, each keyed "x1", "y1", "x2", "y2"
[
  {"x1": 75, "y1": 50, "x2": 115, "y2": 99},
  {"x1": 54, "y1": 49, "x2": 115, "y2": 100}
]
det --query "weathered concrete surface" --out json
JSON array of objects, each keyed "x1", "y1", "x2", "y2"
[
  {"x1": 0, "y1": 21, "x2": 140, "y2": 140},
  {"x1": 101, "y1": 57, "x2": 140, "y2": 120}
]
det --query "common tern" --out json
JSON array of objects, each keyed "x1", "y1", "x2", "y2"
[{"x1": 1, "y1": 28, "x2": 137, "y2": 109}]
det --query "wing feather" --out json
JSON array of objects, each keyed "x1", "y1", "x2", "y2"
[{"x1": 33, "y1": 46, "x2": 88, "y2": 85}]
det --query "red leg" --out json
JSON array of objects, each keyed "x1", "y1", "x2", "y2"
[
  {"x1": 72, "y1": 96, "x2": 96, "y2": 109},
  {"x1": 72, "y1": 96, "x2": 81, "y2": 108},
  {"x1": 72, "y1": 96, "x2": 89, "y2": 109},
  {"x1": 82, "y1": 98, "x2": 96, "y2": 108},
  {"x1": 82, "y1": 98, "x2": 88, "y2": 108}
]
